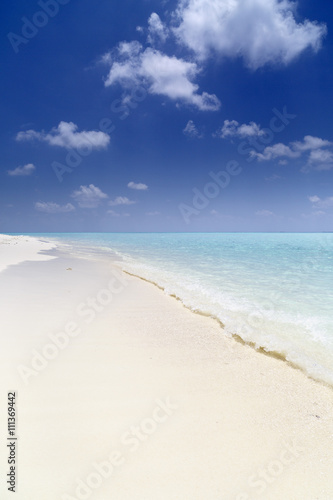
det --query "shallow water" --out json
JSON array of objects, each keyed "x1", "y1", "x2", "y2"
[{"x1": 28, "y1": 232, "x2": 333, "y2": 385}]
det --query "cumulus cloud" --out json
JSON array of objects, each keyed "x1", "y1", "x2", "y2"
[
  {"x1": 8, "y1": 163, "x2": 35, "y2": 176},
  {"x1": 16, "y1": 122, "x2": 110, "y2": 150},
  {"x1": 100, "y1": 1, "x2": 325, "y2": 111},
  {"x1": 173, "y1": 0, "x2": 326, "y2": 68},
  {"x1": 308, "y1": 195, "x2": 333, "y2": 209},
  {"x1": 127, "y1": 181, "x2": 148, "y2": 190},
  {"x1": 250, "y1": 134, "x2": 333, "y2": 169},
  {"x1": 100, "y1": 1, "x2": 326, "y2": 112},
  {"x1": 71, "y1": 184, "x2": 108, "y2": 208},
  {"x1": 308, "y1": 149, "x2": 333, "y2": 169},
  {"x1": 108, "y1": 196, "x2": 136, "y2": 206},
  {"x1": 35, "y1": 202, "x2": 75, "y2": 214},
  {"x1": 183, "y1": 120, "x2": 202, "y2": 138},
  {"x1": 147, "y1": 13, "x2": 169, "y2": 44},
  {"x1": 291, "y1": 135, "x2": 332, "y2": 152},
  {"x1": 104, "y1": 44, "x2": 220, "y2": 111},
  {"x1": 217, "y1": 119, "x2": 265, "y2": 139},
  {"x1": 252, "y1": 143, "x2": 300, "y2": 161}
]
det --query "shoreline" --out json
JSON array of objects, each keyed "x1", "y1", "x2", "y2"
[
  {"x1": 123, "y1": 269, "x2": 333, "y2": 390},
  {"x1": 1, "y1": 232, "x2": 333, "y2": 392},
  {"x1": 1, "y1": 234, "x2": 333, "y2": 499}
]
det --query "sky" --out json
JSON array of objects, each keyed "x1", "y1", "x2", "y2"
[{"x1": 1, "y1": 0, "x2": 333, "y2": 232}]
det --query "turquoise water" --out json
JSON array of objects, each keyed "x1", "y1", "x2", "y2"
[{"x1": 34, "y1": 233, "x2": 333, "y2": 385}]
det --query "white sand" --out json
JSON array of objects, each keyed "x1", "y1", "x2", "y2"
[
  {"x1": 0, "y1": 234, "x2": 56, "y2": 273},
  {"x1": 0, "y1": 234, "x2": 333, "y2": 500}
]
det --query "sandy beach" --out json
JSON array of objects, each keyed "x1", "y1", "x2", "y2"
[{"x1": 0, "y1": 234, "x2": 333, "y2": 500}]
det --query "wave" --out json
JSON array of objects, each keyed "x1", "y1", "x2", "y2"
[{"x1": 120, "y1": 257, "x2": 333, "y2": 388}]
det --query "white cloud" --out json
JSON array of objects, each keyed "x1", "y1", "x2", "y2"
[
  {"x1": 8, "y1": 163, "x2": 35, "y2": 176},
  {"x1": 100, "y1": 1, "x2": 325, "y2": 112},
  {"x1": 252, "y1": 143, "x2": 300, "y2": 161},
  {"x1": 118, "y1": 40, "x2": 143, "y2": 58},
  {"x1": 108, "y1": 196, "x2": 136, "y2": 206},
  {"x1": 292, "y1": 135, "x2": 332, "y2": 152},
  {"x1": 217, "y1": 119, "x2": 265, "y2": 139},
  {"x1": 35, "y1": 202, "x2": 75, "y2": 214},
  {"x1": 256, "y1": 209, "x2": 274, "y2": 216},
  {"x1": 308, "y1": 195, "x2": 333, "y2": 209},
  {"x1": 250, "y1": 134, "x2": 333, "y2": 170},
  {"x1": 71, "y1": 184, "x2": 108, "y2": 208},
  {"x1": 308, "y1": 195, "x2": 320, "y2": 203},
  {"x1": 173, "y1": 0, "x2": 326, "y2": 68},
  {"x1": 308, "y1": 149, "x2": 333, "y2": 169},
  {"x1": 16, "y1": 122, "x2": 110, "y2": 150},
  {"x1": 127, "y1": 181, "x2": 148, "y2": 190},
  {"x1": 104, "y1": 45, "x2": 220, "y2": 111},
  {"x1": 146, "y1": 211, "x2": 160, "y2": 216},
  {"x1": 183, "y1": 120, "x2": 202, "y2": 138},
  {"x1": 147, "y1": 13, "x2": 169, "y2": 44},
  {"x1": 107, "y1": 210, "x2": 130, "y2": 217}
]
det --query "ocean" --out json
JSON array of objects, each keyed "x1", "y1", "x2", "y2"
[{"x1": 31, "y1": 232, "x2": 333, "y2": 386}]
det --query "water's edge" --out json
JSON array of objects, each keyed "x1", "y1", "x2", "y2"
[{"x1": 122, "y1": 270, "x2": 333, "y2": 390}]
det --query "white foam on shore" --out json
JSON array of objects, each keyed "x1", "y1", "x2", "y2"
[
  {"x1": 120, "y1": 258, "x2": 333, "y2": 387},
  {"x1": 0, "y1": 234, "x2": 57, "y2": 273}
]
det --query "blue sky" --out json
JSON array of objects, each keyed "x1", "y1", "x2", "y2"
[{"x1": 1, "y1": 0, "x2": 333, "y2": 232}]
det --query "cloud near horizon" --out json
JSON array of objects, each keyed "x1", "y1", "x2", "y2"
[
  {"x1": 309, "y1": 195, "x2": 333, "y2": 210},
  {"x1": 35, "y1": 202, "x2": 75, "y2": 214},
  {"x1": 107, "y1": 210, "x2": 130, "y2": 217},
  {"x1": 256, "y1": 209, "x2": 274, "y2": 216},
  {"x1": 71, "y1": 184, "x2": 108, "y2": 208}
]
